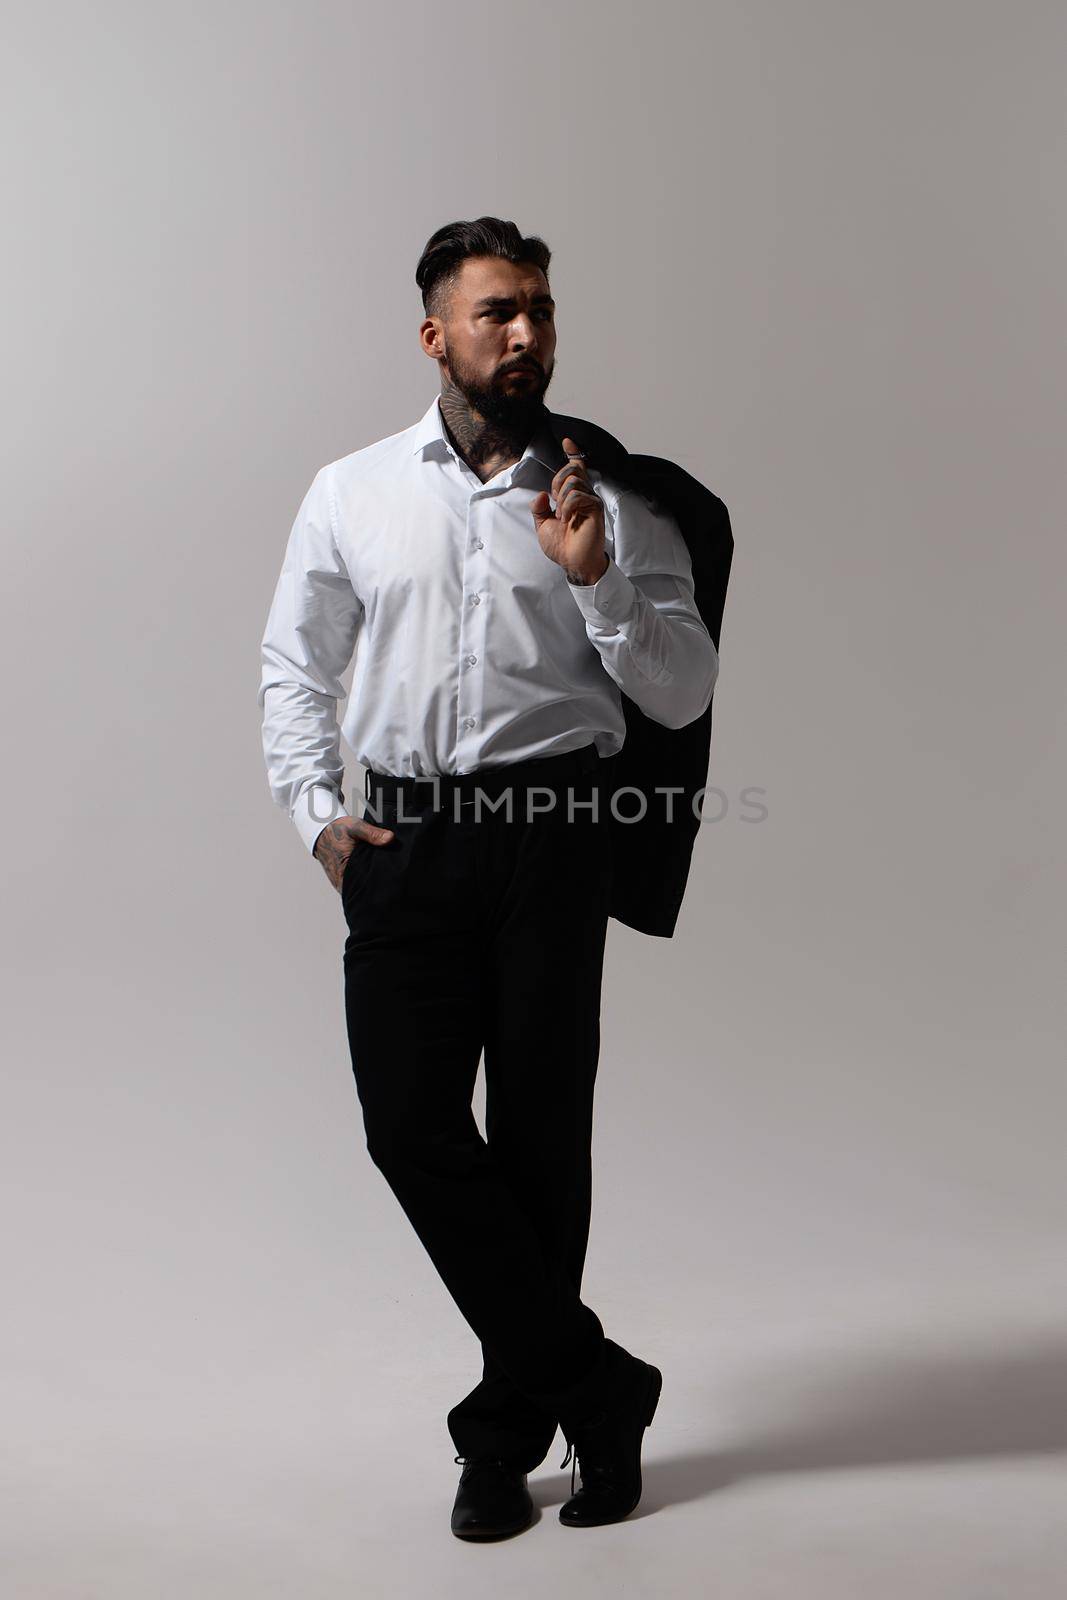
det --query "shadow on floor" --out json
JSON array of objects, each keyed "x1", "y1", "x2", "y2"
[{"x1": 531, "y1": 1329, "x2": 1067, "y2": 1514}]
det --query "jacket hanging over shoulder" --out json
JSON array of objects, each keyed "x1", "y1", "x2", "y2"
[{"x1": 546, "y1": 411, "x2": 734, "y2": 938}]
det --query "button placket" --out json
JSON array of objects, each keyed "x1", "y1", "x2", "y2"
[{"x1": 457, "y1": 495, "x2": 488, "y2": 757}]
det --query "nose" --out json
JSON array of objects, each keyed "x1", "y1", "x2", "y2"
[{"x1": 508, "y1": 313, "x2": 539, "y2": 352}]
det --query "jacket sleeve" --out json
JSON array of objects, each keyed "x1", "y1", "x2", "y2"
[
  {"x1": 566, "y1": 483, "x2": 719, "y2": 728},
  {"x1": 257, "y1": 465, "x2": 364, "y2": 854}
]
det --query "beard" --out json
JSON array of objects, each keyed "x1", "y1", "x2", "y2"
[{"x1": 443, "y1": 341, "x2": 555, "y2": 435}]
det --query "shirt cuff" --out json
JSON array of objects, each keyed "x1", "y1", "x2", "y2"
[
  {"x1": 566, "y1": 555, "x2": 637, "y2": 627},
  {"x1": 293, "y1": 783, "x2": 347, "y2": 855}
]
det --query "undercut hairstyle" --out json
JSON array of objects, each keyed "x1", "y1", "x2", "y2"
[{"x1": 415, "y1": 216, "x2": 552, "y2": 320}]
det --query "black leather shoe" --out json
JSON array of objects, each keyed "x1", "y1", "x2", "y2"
[
  {"x1": 450, "y1": 1454, "x2": 534, "y2": 1540},
  {"x1": 558, "y1": 1359, "x2": 662, "y2": 1527}
]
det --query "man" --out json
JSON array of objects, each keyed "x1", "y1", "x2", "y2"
[{"x1": 258, "y1": 217, "x2": 719, "y2": 1539}]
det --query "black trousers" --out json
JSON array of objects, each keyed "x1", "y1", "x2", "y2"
[{"x1": 341, "y1": 743, "x2": 624, "y2": 1472}]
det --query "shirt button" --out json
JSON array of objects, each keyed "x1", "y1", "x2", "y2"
[
  {"x1": 466, "y1": 654, "x2": 478, "y2": 666},
  {"x1": 469, "y1": 593, "x2": 481, "y2": 605},
  {"x1": 472, "y1": 538, "x2": 484, "y2": 550},
  {"x1": 464, "y1": 715, "x2": 476, "y2": 728}
]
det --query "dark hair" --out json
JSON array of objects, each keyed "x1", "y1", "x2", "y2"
[{"x1": 415, "y1": 216, "x2": 552, "y2": 318}]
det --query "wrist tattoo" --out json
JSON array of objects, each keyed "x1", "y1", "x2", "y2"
[{"x1": 566, "y1": 551, "x2": 609, "y2": 587}]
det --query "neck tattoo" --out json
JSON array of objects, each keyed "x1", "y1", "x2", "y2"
[{"x1": 439, "y1": 381, "x2": 527, "y2": 481}]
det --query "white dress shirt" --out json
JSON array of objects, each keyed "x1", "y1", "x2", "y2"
[{"x1": 259, "y1": 394, "x2": 719, "y2": 854}]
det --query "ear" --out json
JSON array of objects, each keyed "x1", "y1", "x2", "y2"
[{"x1": 418, "y1": 316, "x2": 444, "y2": 359}]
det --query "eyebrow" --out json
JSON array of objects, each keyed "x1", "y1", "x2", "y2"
[{"x1": 473, "y1": 294, "x2": 556, "y2": 310}]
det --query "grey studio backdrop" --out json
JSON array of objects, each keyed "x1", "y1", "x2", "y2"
[{"x1": 3, "y1": 3, "x2": 1065, "y2": 1597}]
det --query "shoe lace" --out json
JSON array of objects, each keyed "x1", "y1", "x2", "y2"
[
  {"x1": 558, "y1": 1436, "x2": 579, "y2": 1499},
  {"x1": 558, "y1": 1410, "x2": 614, "y2": 1499}
]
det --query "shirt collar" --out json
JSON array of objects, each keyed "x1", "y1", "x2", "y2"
[{"x1": 408, "y1": 393, "x2": 564, "y2": 476}]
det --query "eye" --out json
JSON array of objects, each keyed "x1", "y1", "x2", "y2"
[{"x1": 481, "y1": 309, "x2": 554, "y2": 321}]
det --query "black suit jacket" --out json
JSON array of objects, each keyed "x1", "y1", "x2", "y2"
[{"x1": 544, "y1": 413, "x2": 734, "y2": 938}]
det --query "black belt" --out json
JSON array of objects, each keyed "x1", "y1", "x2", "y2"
[{"x1": 364, "y1": 742, "x2": 601, "y2": 811}]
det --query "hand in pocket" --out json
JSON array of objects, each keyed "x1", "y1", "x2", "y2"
[{"x1": 314, "y1": 815, "x2": 395, "y2": 894}]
